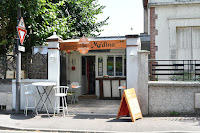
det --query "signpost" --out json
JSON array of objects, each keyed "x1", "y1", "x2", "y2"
[
  {"x1": 18, "y1": 17, "x2": 25, "y2": 28},
  {"x1": 18, "y1": 45, "x2": 25, "y2": 52},
  {"x1": 16, "y1": 16, "x2": 26, "y2": 113},
  {"x1": 17, "y1": 17, "x2": 27, "y2": 45},
  {"x1": 17, "y1": 27, "x2": 27, "y2": 45},
  {"x1": 117, "y1": 88, "x2": 143, "y2": 122}
]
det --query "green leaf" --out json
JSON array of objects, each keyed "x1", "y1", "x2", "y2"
[{"x1": 0, "y1": 0, "x2": 109, "y2": 54}]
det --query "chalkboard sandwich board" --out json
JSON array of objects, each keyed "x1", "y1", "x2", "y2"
[{"x1": 117, "y1": 88, "x2": 143, "y2": 122}]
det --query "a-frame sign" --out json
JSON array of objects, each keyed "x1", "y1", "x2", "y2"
[
  {"x1": 117, "y1": 88, "x2": 143, "y2": 122},
  {"x1": 16, "y1": 17, "x2": 27, "y2": 45}
]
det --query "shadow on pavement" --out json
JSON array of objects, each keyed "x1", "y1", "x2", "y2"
[
  {"x1": 72, "y1": 114, "x2": 133, "y2": 122},
  {"x1": 107, "y1": 118, "x2": 132, "y2": 122},
  {"x1": 72, "y1": 114, "x2": 116, "y2": 120},
  {"x1": 10, "y1": 113, "x2": 36, "y2": 120},
  {"x1": 40, "y1": 114, "x2": 54, "y2": 118}
]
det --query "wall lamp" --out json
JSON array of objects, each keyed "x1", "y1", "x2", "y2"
[
  {"x1": 50, "y1": 53, "x2": 55, "y2": 61},
  {"x1": 130, "y1": 51, "x2": 137, "y2": 60}
]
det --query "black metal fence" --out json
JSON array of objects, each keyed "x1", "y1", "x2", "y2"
[
  {"x1": 0, "y1": 53, "x2": 47, "y2": 79},
  {"x1": 149, "y1": 59, "x2": 200, "y2": 81}
]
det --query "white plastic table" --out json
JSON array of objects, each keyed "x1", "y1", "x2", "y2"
[
  {"x1": 71, "y1": 85, "x2": 81, "y2": 103},
  {"x1": 118, "y1": 86, "x2": 126, "y2": 98},
  {"x1": 118, "y1": 86, "x2": 126, "y2": 90},
  {"x1": 32, "y1": 82, "x2": 56, "y2": 117}
]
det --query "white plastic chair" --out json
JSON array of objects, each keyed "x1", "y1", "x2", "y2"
[
  {"x1": 24, "y1": 84, "x2": 38, "y2": 116},
  {"x1": 53, "y1": 86, "x2": 69, "y2": 117}
]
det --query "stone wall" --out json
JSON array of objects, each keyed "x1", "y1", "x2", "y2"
[
  {"x1": 0, "y1": 79, "x2": 12, "y2": 111},
  {"x1": 149, "y1": 81, "x2": 200, "y2": 115}
]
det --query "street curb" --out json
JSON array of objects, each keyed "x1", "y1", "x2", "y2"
[{"x1": 0, "y1": 125, "x2": 125, "y2": 133}]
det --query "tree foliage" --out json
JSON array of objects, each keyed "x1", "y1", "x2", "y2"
[{"x1": 0, "y1": 0, "x2": 108, "y2": 54}]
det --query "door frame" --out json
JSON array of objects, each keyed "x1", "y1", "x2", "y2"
[{"x1": 81, "y1": 55, "x2": 96, "y2": 95}]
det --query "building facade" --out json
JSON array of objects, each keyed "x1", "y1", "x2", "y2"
[{"x1": 144, "y1": 0, "x2": 200, "y2": 60}]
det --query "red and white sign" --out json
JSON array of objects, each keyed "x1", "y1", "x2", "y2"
[
  {"x1": 18, "y1": 17, "x2": 25, "y2": 29},
  {"x1": 17, "y1": 26, "x2": 27, "y2": 45},
  {"x1": 16, "y1": 17, "x2": 27, "y2": 45}
]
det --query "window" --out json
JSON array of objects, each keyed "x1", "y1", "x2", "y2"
[
  {"x1": 98, "y1": 57, "x2": 103, "y2": 76},
  {"x1": 124, "y1": 55, "x2": 126, "y2": 76},
  {"x1": 107, "y1": 56, "x2": 114, "y2": 76},
  {"x1": 106, "y1": 55, "x2": 126, "y2": 76},
  {"x1": 115, "y1": 56, "x2": 122, "y2": 76},
  {"x1": 176, "y1": 27, "x2": 200, "y2": 60}
]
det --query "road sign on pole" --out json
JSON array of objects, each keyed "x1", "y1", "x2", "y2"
[
  {"x1": 18, "y1": 17, "x2": 25, "y2": 29},
  {"x1": 18, "y1": 46, "x2": 25, "y2": 52},
  {"x1": 17, "y1": 26, "x2": 27, "y2": 45},
  {"x1": 16, "y1": 17, "x2": 26, "y2": 45}
]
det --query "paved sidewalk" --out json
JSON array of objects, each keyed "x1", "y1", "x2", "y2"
[
  {"x1": 1, "y1": 99, "x2": 200, "y2": 132},
  {"x1": 67, "y1": 99, "x2": 120, "y2": 115},
  {"x1": 1, "y1": 113, "x2": 200, "y2": 133}
]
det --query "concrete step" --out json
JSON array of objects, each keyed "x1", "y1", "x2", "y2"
[{"x1": 78, "y1": 95, "x2": 97, "y2": 99}]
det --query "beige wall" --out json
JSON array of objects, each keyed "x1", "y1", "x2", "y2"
[{"x1": 150, "y1": 4, "x2": 200, "y2": 59}]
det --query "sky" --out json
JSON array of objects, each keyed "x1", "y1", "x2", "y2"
[{"x1": 96, "y1": 0, "x2": 144, "y2": 37}]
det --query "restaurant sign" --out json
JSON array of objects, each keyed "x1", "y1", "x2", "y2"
[
  {"x1": 60, "y1": 38, "x2": 126, "y2": 53},
  {"x1": 77, "y1": 36, "x2": 90, "y2": 55}
]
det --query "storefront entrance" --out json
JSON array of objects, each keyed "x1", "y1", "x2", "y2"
[
  {"x1": 82, "y1": 56, "x2": 95, "y2": 95},
  {"x1": 60, "y1": 36, "x2": 127, "y2": 98}
]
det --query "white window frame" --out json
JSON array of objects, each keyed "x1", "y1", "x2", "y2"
[{"x1": 105, "y1": 55, "x2": 126, "y2": 77}]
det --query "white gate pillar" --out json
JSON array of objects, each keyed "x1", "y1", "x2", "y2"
[
  {"x1": 46, "y1": 33, "x2": 62, "y2": 113},
  {"x1": 126, "y1": 35, "x2": 140, "y2": 92},
  {"x1": 126, "y1": 35, "x2": 149, "y2": 115},
  {"x1": 46, "y1": 32, "x2": 62, "y2": 88}
]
